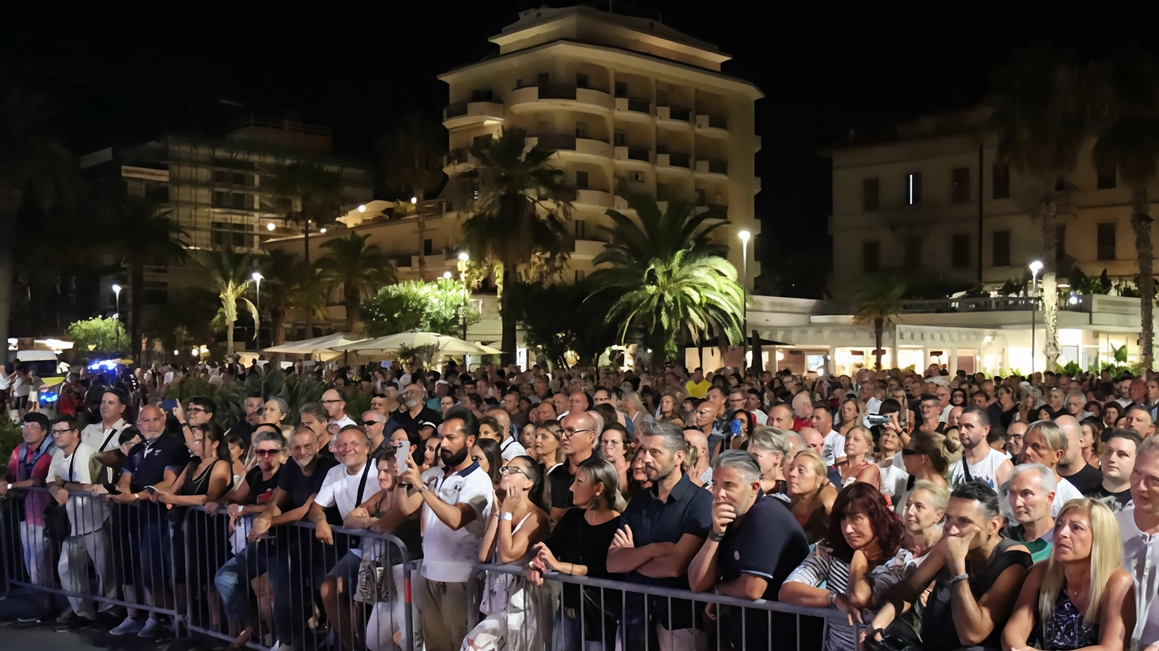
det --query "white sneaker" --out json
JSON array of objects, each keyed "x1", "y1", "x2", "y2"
[
  {"x1": 137, "y1": 618, "x2": 160, "y2": 638},
  {"x1": 109, "y1": 616, "x2": 143, "y2": 636}
]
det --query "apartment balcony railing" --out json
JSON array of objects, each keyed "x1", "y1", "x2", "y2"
[
  {"x1": 657, "y1": 152, "x2": 692, "y2": 169},
  {"x1": 695, "y1": 159, "x2": 729, "y2": 175},
  {"x1": 443, "y1": 100, "x2": 505, "y2": 125},
  {"x1": 657, "y1": 106, "x2": 693, "y2": 122},
  {"x1": 895, "y1": 295, "x2": 1105, "y2": 314},
  {"x1": 695, "y1": 113, "x2": 729, "y2": 130},
  {"x1": 534, "y1": 133, "x2": 577, "y2": 151},
  {"x1": 615, "y1": 97, "x2": 652, "y2": 114}
]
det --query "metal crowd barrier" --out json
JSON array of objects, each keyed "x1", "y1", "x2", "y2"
[
  {"x1": 467, "y1": 563, "x2": 857, "y2": 651},
  {"x1": 0, "y1": 488, "x2": 418, "y2": 651}
]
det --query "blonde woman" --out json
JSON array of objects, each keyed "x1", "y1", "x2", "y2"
[
  {"x1": 1001, "y1": 499, "x2": 1135, "y2": 651},
  {"x1": 837, "y1": 398, "x2": 862, "y2": 437},
  {"x1": 839, "y1": 426, "x2": 881, "y2": 489},
  {"x1": 786, "y1": 450, "x2": 838, "y2": 544}
]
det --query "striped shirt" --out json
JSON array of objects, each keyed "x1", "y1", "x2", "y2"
[{"x1": 785, "y1": 542, "x2": 912, "y2": 651}]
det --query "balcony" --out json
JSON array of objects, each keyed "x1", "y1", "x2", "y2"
[
  {"x1": 528, "y1": 134, "x2": 611, "y2": 160},
  {"x1": 442, "y1": 100, "x2": 505, "y2": 129},
  {"x1": 656, "y1": 152, "x2": 692, "y2": 170},
  {"x1": 695, "y1": 203, "x2": 729, "y2": 221},
  {"x1": 754, "y1": 177, "x2": 762, "y2": 194},
  {"x1": 443, "y1": 148, "x2": 476, "y2": 175},
  {"x1": 509, "y1": 85, "x2": 613, "y2": 114},
  {"x1": 656, "y1": 105, "x2": 693, "y2": 127},
  {"x1": 694, "y1": 158, "x2": 729, "y2": 177},
  {"x1": 574, "y1": 188, "x2": 613, "y2": 209},
  {"x1": 613, "y1": 146, "x2": 652, "y2": 165},
  {"x1": 570, "y1": 238, "x2": 607, "y2": 259},
  {"x1": 695, "y1": 113, "x2": 729, "y2": 136},
  {"x1": 614, "y1": 97, "x2": 652, "y2": 119}
]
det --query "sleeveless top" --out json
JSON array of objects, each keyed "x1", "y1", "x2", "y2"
[
  {"x1": 950, "y1": 448, "x2": 1008, "y2": 489},
  {"x1": 1040, "y1": 589, "x2": 1100, "y2": 650}
]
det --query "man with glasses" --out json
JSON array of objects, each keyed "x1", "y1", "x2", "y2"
[
  {"x1": 320, "y1": 389, "x2": 357, "y2": 440},
  {"x1": 394, "y1": 383, "x2": 442, "y2": 431},
  {"x1": 916, "y1": 394, "x2": 943, "y2": 435},
  {"x1": 548, "y1": 410, "x2": 601, "y2": 522},
  {"x1": 1006, "y1": 420, "x2": 1028, "y2": 462},
  {"x1": 48, "y1": 417, "x2": 116, "y2": 630},
  {"x1": 361, "y1": 409, "x2": 390, "y2": 459},
  {"x1": 1, "y1": 412, "x2": 57, "y2": 622},
  {"x1": 172, "y1": 395, "x2": 216, "y2": 450}
]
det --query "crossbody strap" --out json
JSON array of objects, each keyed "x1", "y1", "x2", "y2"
[
  {"x1": 355, "y1": 461, "x2": 373, "y2": 506},
  {"x1": 98, "y1": 427, "x2": 120, "y2": 453}
]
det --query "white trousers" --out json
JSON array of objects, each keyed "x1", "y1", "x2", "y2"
[
  {"x1": 59, "y1": 527, "x2": 117, "y2": 619},
  {"x1": 19, "y1": 522, "x2": 52, "y2": 587}
]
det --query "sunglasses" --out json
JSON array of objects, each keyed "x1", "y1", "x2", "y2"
[
  {"x1": 255, "y1": 449, "x2": 280, "y2": 457},
  {"x1": 901, "y1": 449, "x2": 922, "y2": 456}
]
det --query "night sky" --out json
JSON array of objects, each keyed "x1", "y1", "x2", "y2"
[{"x1": 2, "y1": 3, "x2": 1149, "y2": 292}]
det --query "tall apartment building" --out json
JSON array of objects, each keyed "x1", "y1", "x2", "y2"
[
  {"x1": 83, "y1": 116, "x2": 374, "y2": 310},
  {"x1": 829, "y1": 108, "x2": 1149, "y2": 298},
  {"x1": 438, "y1": 4, "x2": 764, "y2": 286}
]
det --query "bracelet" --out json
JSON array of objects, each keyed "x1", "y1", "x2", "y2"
[
  {"x1": 707, "y1": 531, "x2": 725, "y2": 543},
  {"x1": 500, "y1": 512, "x2": 513, "y2": 522},
  {"x1": 827, "y1": 590, "x2": 838, "y2": 606},
  {"x1": 950, "y1": 572, "x2": 969, "y2": 585}
]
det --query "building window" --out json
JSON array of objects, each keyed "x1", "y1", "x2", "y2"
[
  {"x1": 951, "y1": 168, "x2": 970, "y2": 203},
  {"x1": 614, "y1": 130, "x2": 626, "y2": 146},
  {"x1": 862, "y1": 178, "x2": 879, "y2": 211},
  {"x1": 906, "y1": 172, "x2": 922, "y2": 205},
  {"x1": 993, "y1": 230, "x2": 1011, "y2": 267},
  {"x1": 575, "y1": 270, "x2": 586, "y2": 282},
  {"x1": 470, "y1": 89, "x2": 493, "y2": 102},
  {"x1": 472, "y1": 134, "x2": 492, "y2": 148},
  {"x1": 1097, "y1": 163, "x2": 1117, "y2": 190},
  {"x1": 993, "y1": 164, "x2": 1010, "y2": 199},
  {"x1": 576, "y1": 171, "x2": 588, "y2": 188},
  {"x1": 615, "y1": 81, "x2": 628, "y2": 98},
  {"x1": 575, "y1": 121, "x2": 589, "y2": 139},
  {"x1": 211, "y1": 221, "x2": 253, "y2": 250},
  {"x1": 575, "y1": 220, "x2": 586, "y2": 239},
  {"x1": 1097, "y1": 222, "x2": 1116, "y2": 260},
  {"x1": 423, "y1": 239, "x2": 433, "y2": 256},
  {"x1": 145, "y1": 182, "x2": 168, "y2": 203},
  {"x1": 1056, "y1": 224, "x2": 1067, "y2": 260},
  {"x1": 951, "y1": 234, "x2": 970, "y2": 269},
  {"x1": 904, "y1": 236, "x2": 922, "y2": 268},
  {"x1": 213, "y1": 191, "x2": 248, "y2": 210},
  {"x1": 862, "y1": 241, "x2": 880, "y2": 272},
  {"x1": 576, "y1": 73, "x2": 589, "y2": 89}
]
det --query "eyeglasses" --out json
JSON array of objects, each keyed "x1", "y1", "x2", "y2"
[
  {"x1": 499, "y1": 466, "x2": 527, "y2": 477},
  {"x1": 255, "y1": 449, "x2": 280, "y2": 457},
  {"x1": 50, "y1": 428, "x2": 75, "y2": 435},
  {"x1": 320, "y1": 399, "x2": 343, "y2": 405},
  {"x1": 187, "y1": 408, "x2": 207, "y2": 415},
  {"x1": 728, "y1": 398, "x2": 746, "y2": 404},
  {"x1": 561, "y1": 428, "x2": 592, "y2": 438}
]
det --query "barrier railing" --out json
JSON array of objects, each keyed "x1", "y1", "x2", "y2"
[
  {"x1": 467, "y1": 562, "x2": 858, "y2": 651},
  {"x1": 0, "y1": 488, "x2": 418, "y2": 651}
]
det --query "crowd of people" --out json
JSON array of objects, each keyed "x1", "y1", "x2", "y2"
[{"x1": 5, "y1": 358, "x2": 1159, "y2": 651}]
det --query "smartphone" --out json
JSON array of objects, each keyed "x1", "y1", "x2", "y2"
[
  {"x1": 396, "y1": 441, "x2": 409, "y2": 475},
  {"x1": 866, "y1": 413, "x2": 891, "y2": 426},
  {"x1": 730, "y1": 420, "x2": 741, "y2": 435},
  {"x1": 161, "y1": 398, "x2": 178, "y2": 412}
]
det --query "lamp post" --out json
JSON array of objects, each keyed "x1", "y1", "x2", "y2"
[
  {"x1": 738, "y1": 230, "x2": 751, "y2": 370},
  {"x1": 458, "y1": 252, "x2": 470, "y2": 340},
  {"x1": 112, "y1": 283, "x2": 121, "y2": 319},
  {"x1": 1029, "y1": 260, "x2": 1043, "y2": 374},
  {"x1": 252, "y1": 271, "x2": 263, "y2": 349}
]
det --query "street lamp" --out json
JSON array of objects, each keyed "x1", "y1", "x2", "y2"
[
  {"x1": 252, "y1": 272, "x2": 263, "y2": 349},
  {"x1": 112, "y1": 284, "x2": 122, "y2": 318},
  {"x1": 738, "y1": 230, "x2": 751, "y2": 370},
  {"x1": 1029, "y1": 260, "x2": 1043, "y2": 374},
  {"x1": 443, "y1": 271, "x2": 452, "y2": 279}
]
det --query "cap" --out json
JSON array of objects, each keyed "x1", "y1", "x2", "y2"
[
  {"x1": 418, "y1": 421, "x2": 437, "y2": 430},
  {"x1": 22, "y1": 412, "x2": 50, "y2": 430}
]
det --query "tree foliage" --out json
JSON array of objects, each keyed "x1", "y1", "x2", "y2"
[
  {"x1": 316, "y1": 232, "x2": 396, "y2": 332},
  {"x1": 66, "y1": 316, "x2": 129, "y2": 353},
  {"x1": 516, "y1": 281, "x2": 617, "y2": 368},
  {"x1": 361, "y1": 278, "x2": 479, "y2": 337}
]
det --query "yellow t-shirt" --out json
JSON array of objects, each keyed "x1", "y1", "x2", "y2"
[{"x1": 685, "y1": 379, "x2": 711, "y2": 399}]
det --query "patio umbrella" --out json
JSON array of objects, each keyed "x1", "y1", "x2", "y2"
[
  {"x1": 263, "y1": 332, "x2": 369, "y2": 356},
  {"x1": 341, "y1": 332, "x2": 499, "y2": 356}
]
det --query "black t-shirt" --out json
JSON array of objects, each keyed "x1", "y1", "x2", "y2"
[
  {"x1": 244, "y1": 465, "x2": 282, "y2": 507},
  {"x1": 1062, "y1": 464, "x2": 1103, "y2": 496},
  {"x1": 277, "y1": 456, "x2": 339, "y2": 511},
  {"x1": 549, "y1": 457, "x2": 589, "y2": 509},
  {"x1": 1093, "y1": 483, "x2": 1132, "y2": 510},
  {"x1": 547, "y1": 508, "x2": 623, "y2": 611},
  {"x1": 228, "y1": 420, "x2": 256, "y2": 447},
  {"x1": 394, "y1": 406, "x2": 443, "y2": 430},
  {"x1": 717, "y1": 494, "x2": 810, "y2": 651}
]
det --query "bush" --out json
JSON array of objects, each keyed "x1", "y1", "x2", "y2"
[
  {"x1": 0, "y1": 416, "x2": 21, "y2": 467},
  {"x1": 67, "y1": 317, "x2": 129, "y2": 355},
  {"x1": 362, "y1": 278, "x2": 479, "y2": 337}
]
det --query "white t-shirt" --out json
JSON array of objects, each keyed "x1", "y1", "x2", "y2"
[
  {"x1": 330, "y1": 414, "x2": 358, "y2": 430},
  {"x1": 949, "y1": 448, "x2": 1010, "y2": 490},
  {"x1": 1050, "y1": 478, "x2": 1083, "y2": 517},
  {"x1": 421, "y1": 463, "x2": 493, "y2": 583},
  {"x1": 81, "y1": 419, "x2": 128, "y2": 454},
  {"x1": 1119, "y1": 504, "x2": 1159, "y2": 650},
  {"x1": 499, "y1": 437, "x2": 526, "y2": 462},
  {"x1": 752, "y1": 409, "x2": 768, "y2": 425},
  {"x1": 821, "y1": 430, "x2": 846, "y2": 467},
  {"x1": 46, "y1": 443, "x2": 107, "y2": 535},
  {"x1": 314, "y1": 460, "x2": 377, "y2": 521}
]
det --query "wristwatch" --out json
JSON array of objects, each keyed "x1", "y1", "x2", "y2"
[
  {"x1": 950, "y1": 572, "x2": 970, "y2": 585},
  {"x1": 707, "y1": 531, "x2": 725, "y2": 542},
  {"x1": 827, "y1": 591, "x2": 839, "y2": 606},
  {"x1": 5, "y1": 483, "x2": 11, "y2": 491},
  {"x1": 500, "y1": 512, "x2": 514, "y2": 522}
]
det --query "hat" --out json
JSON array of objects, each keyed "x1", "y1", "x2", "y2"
[
  {"x1": 22, "y1": 412, "x2": 50, "y2": 430},
  {"x1": 418, "y1": 421, "x2": 437, "y2": 430}
]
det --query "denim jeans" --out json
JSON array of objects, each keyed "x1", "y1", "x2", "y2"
[
  {"x1": 553, "y1": 608, "x2": 614, "y2": 651},
  {"x1": 214, "y1": 545, "x2": 270, "y2": 624}
]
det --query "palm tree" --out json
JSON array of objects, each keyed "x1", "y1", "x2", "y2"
[
  {"x1": 988, "y1": 44, "x2": 1090, "y2": 372},
  {"x1": 101, "y1": 196, "x2": 188, "y2": 364},
  {"x1": 852, "y1": 276, "x2": 906, "y2": 371},
  {"x1": 379, "y1": 113, "x2": 446, "y2": 281},
  {"x1": 258, "y1": 249, "x2": 299, "y2": 346},
  {"x1": 264, "y1": 162, "x2": 343, "y2": 267},
  {"x1": 591, "y1": 193, "x2": 727, "y2": 271},
  {"x1": 598, "y1": 250, "x2": 744, "y2": 372},
  {"x1": 1091, "y1": 46, "x2": 1159, "y2": 370},
  {"x1": 199, "y1": 248, "x2": 258, "y2": 355},
  {"x1": 316, "y1": 233, "x2": 396, "y2": 332},
  {"x1": 0, "y1": 83, "x2": 79, "y2": 350},
  {"x1": 458, "y1": 128, "x2": 576, "y2": 363},
  {"x1": 289, "y1": 264, "x2": 332, "y2": 336}
]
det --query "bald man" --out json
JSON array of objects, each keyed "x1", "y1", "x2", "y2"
[
  {"x1": 768, "y1": 404, "x2": 794, "y2": 431},
  {"x1": 683, "y1": 428, "x2": 712, "y2": 487},
  {"x1": 799, "y1": 427, "x2": 842, "y2": 487},
  {"x1": 1054, "y1": 415, "x2": 1103, "y2": 495}
]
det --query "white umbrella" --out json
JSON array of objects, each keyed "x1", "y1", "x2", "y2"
[
  {"x1": 263, "y1": 332, "x2": 369, "y2": 355},
  {"x1": 341, "y1": 332, "x2": 500, "y2": 356}
]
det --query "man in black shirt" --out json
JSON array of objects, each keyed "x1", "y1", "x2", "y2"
[
  {"x1": 689, "y1": 451, "x2": 809, "y2": 651},
  {"x1": 1054, "y1": 415, "x2": 1103, "y2": 495},
  {"x1": 608, "y1": 421, "x2": 712, "y2": 651},
  {"x1": 548, "y1": 410, "x2": 598, "y2": 522},
  {"x1": 1094, "y1": 428, "x2": 1139, "y2": 511},
  {"x1": 394, "y1": 383, "x2": 443, "y2": 430}
]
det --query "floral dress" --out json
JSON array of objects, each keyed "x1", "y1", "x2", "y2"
[{"x1": 1040, "y1": 589, "x2": 1100, "y2": 650}]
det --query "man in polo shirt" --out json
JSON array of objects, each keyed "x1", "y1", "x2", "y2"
[
  {"x1": 107, "y1": 405, "x2": 189, "y2": 637},
  {"x1": 1002, "y1": 463, "x2": 1056, "y2": 562},
  {"x1": 47, "y1": 417, "x2": 116, "y2": 630},
  {"x1": 812, "y1": 403, "x2": 846, "y2": 468},
  {"x1": 81, "y1": 388, "x2": 129, "y2": 462},
  {"x1": 608, "y1": 420, "x2": 713, "y2": 651},
  {"x1": 309, "y1": 426, "x2": 376, "y2": 651},
  {"x1": 399, "y1": 406, "x2": 491, "y2": 651},
  {"x1": 1, "y1": 411, "x2": 56, "y2": 620},
  {"x1": 395, "y1": 383, "x2": 443, "y2": 431},
  {"x1": 321, "y1": 389, "x2": 358, "y2": 438},
  {"x1": 689, "y1": 451, "x2": 809, "y2": 651},
  {"x1": 549, "y1": 410, "x2": 600, "y2": 522},
  {"x1": 486, "y1": 406, "x2": 526, "y2": 461}
]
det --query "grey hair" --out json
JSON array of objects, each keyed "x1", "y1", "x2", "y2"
[
  {"x1": 1027, "y1": 420, "x2": 1068, "y2": 455},
  {"x1": 1009, "y1": 463, "x2": 1058, "y2": 495},
  {"x1": 636, "y1": 420, "x2": 689, "y2": 454},
  {"x1": 621, "y1": 391, "x2": 645, "y2": 413},
  {"x1": 747, "y1": 426, "x2": 792, "y2": 457},
  {"x1": 578, "y1": 410, "x2": 605, "y2": 436},
  {"x1": 784, "y1": 431, "x2": 806, "y2": 452},
  {"x1": 252, "y1": 429, "x2": 287, "y2": 450},
  {"x1": 361, "y1": 410, "x2": 386, "y2": 425},
  {"x1": 1064, "y1": 390, "x2": 1084, "y2": 403},
  {"x1": 266, "y1": 396, "x2": 289, "y2": 416},
  {"x1": 710, "y1": 450, "x2": 761, "y2": 484}
]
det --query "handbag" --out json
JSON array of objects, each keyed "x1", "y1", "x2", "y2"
[{"x1": 44, "y1": 453, "x2": 77, "y2": 540}]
